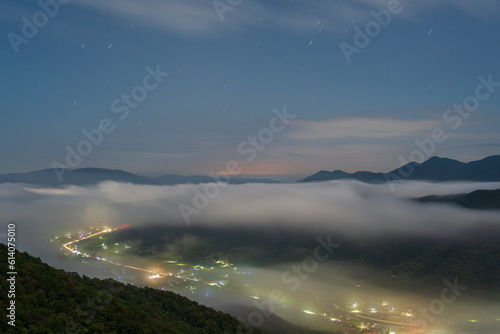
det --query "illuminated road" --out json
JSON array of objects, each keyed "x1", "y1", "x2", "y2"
[
  {"x1": 60, "y1": 225, "x2": 235, "y2": 291},
  {"x1": 354, "y1": 313, "x2": 424, "y2": 328}
]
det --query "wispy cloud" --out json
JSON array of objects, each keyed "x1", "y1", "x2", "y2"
[
  {"x1": 72, "y1": 0, "x2": 222, "y2": 36},
  {"x1": 287, "y1": 117, "x2": 439, "y2": 140},
  {"x1": 70, "y1": 0, "x2": 352, "y2": 36},
  {"x1": 466, "y1": 143, "x2": 500, "y2": 148},
  {"x1": 70, "y1": 0, "x2": 500, "y2": 37},
  {"x1": 438, "y1": 0, "x2": 500, "y2": 17}
]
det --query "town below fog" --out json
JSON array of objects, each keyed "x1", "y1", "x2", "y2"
[{"x1": 48, "y1": 220, "x2": 500, "y2": 333}]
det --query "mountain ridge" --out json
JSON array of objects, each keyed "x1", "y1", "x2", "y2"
[
  {"x1": 417, "y1": 188, "x2": 500, "y2": 210},
  {"x1": 299, "y1": 155, "x2": 500, "y2": 183},
  {"x1": 0, "y1": 168, "x2": 279, "y2": 187}
]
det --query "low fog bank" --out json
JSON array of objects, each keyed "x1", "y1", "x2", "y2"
[
  {"x1": 1, "y1": 180, "x2": 499, "y2": 332},
  {"x1": 146, "y1": 261, "x2": 500, "y2": 332},
  {"x1": 1, "y1": 180, "x2": 500, "y2": 258},
  {"x1": 213, "y1": 263, "x2": 500, "y2": 333}
]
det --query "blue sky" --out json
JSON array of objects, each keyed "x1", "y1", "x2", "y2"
[{"x1": 1, "y1": 0, "x2": 499, "y2": 176}]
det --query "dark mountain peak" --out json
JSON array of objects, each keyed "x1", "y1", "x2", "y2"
[
  {"x1": 418, "y1": 188, "x2": 500, "y2": 210},
  {"x1": 298, "y1": 169, "x2": 349, "y2": 182},
  {"x1": 473, "y1": 155, "x2": 500, "y2": 164},
  {"x1": 300, "y1": 155, "x2": 500, "y2": 183},
  {"x1": 72, "y1": 167, "x2": 138, "y2": 176},
  {"x1": 74, "y1": 167, "x2": 119, "y2": 172},
  {"x1": 421, "y1": 156, "x2": 463, "y2": 167},
  {"x1": 330, "y1": 169, "x2": 349, "y2": 176},
  {"x1": 0, "y1": 168, "x2": 279, "y2": 186},
  {"x1": 394, "y1": 156, "x2": 467, "y2": 180}
]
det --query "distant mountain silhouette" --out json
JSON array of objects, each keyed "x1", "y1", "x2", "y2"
[
  {"x1": 418, "y1": 189, "x2": 500, "y2": 210},
  {"x1": 299, "y1": 155, "x2": 500, "y2": 183},
  {"x1": 155, "y1": 174, "x2": 278, "y2": 185},
  {"x1": 0, "y1": 168, "x2": 278, "y2": 187}
]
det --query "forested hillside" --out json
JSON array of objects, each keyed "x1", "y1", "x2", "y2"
[{"x1": 0, "y1": 243, "x2": 260, "y2": 334}]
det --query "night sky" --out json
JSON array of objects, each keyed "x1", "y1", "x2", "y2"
[{"x1": 1, "y1": 0, "x2": 499, "y2": 176}]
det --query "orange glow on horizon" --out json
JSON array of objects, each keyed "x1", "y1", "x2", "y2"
[{"x1": 214, "y1": 161, "x2": 300, "y2": 176}]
